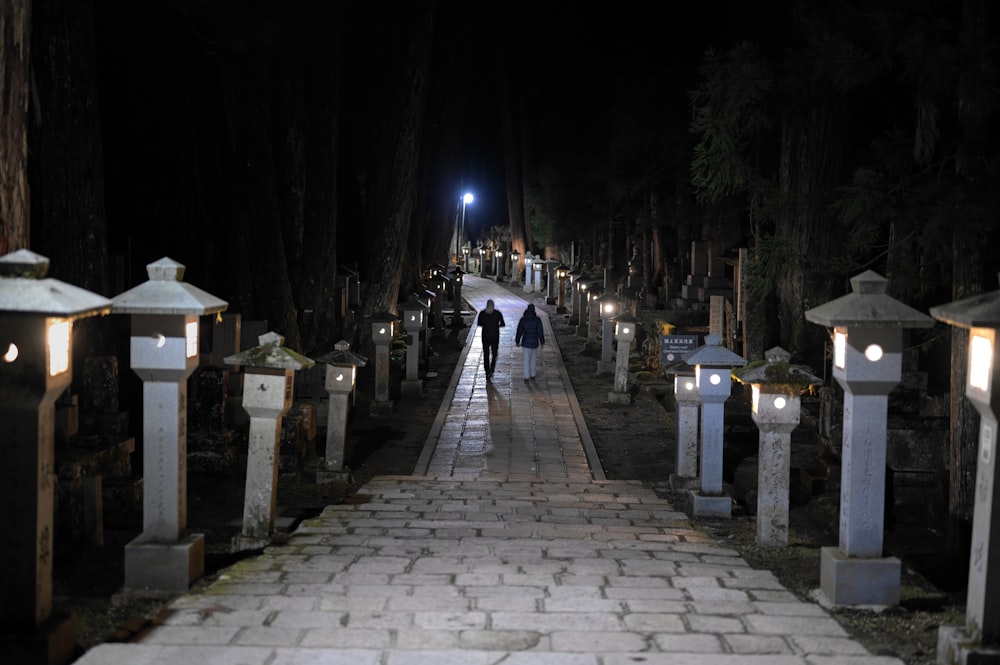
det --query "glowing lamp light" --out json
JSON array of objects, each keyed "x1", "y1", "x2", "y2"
[
  {"x1": 864, "y1": 344, "x2": 883, "y2": 362},
  {"x1": 186, "y1": 320, "x2": 199, "y2": 358},
  {"x1": 463, "y1": 192, "x2": 474, "y2": 204},
  {"x1": 834, "y1": 330, "x2": 846, "y2": 369},
  {"x1": 3, "y1": 343, "x2": 17, "y2": 363},
  {"x1": 709, "y1": 373, "x2": 722, "y2": 385},
  {"x1": 970, "y1": 333, "x2": 993, "y2": 392},
  {"x1": 369, "y1": 311, "x2": 398, "y2": 344},
  {"x1": 603, "y1": 303, "x2": 615, "y2": 315},
  {"x1": 47, "y1": 319, "x2": 71, "y2": 376},
  {"x1": 684, "y1": 380, "x2": 695, "y2": 391}
]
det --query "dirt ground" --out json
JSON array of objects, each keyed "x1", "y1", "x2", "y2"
[{"x1": 56, "y1": 285, "x2": 966, "y2": 664}]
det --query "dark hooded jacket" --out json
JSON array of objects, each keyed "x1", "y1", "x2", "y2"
[{"x1": 515, "y1": 304, "x2": 545, "y2": 349}]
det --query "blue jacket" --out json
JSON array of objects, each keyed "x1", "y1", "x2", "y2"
[{"x1": 515, "y1": 307, "x2": 545, "y2": 349}]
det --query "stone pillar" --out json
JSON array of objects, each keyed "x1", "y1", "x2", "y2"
[
  {"x1": 607, "y1": 314, "x2": 637, "y2": 405},
  {"x1": 671, "y1": 372, "x2": 700, "y2": 489}
]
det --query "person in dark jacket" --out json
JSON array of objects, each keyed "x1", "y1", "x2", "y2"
[
  {"x1": 514, "y1": 303, "x2": 545, "y2": 383},
  {"x1": 476, "y1": 299, "x2": 505, "y2": 382}
]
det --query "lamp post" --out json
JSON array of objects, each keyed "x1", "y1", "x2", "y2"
[
  {"x1": 734, "y1": 347, "x2": 822, "y2": 546},
  {"x1": 930, "y1": 280, "x2": 1000, "y2": 661},
  {"x1": 671, "y1": 370, "x2": 701, "y2": 489},
  {"x1": 457, "y1": 192, "x2": 473, "y2": 266},
  {"x1": 686, "y1": 333, "x2": 747, "y2": 518},
  {"x1": 596, "y1": 292, "x2": 619, "y2": 375},
  {"x1": 494, "y1": 249, "x2": 504, "y2": 281},
  {"x1": 608, "y1": 313, "x2": 639, "y2": 405},
  {"x1": 369, "y1": 310, "x2": 398, "y2": 414},
  {"x1": 0, "y1": 249, "x2": 110, "y2": 664},
  {"x1": 315, "y1": 340, "x2": 367, "y2": 483},
  {"x1": 225, "y1": 332, "x2": 314, "y2": 552},
  {"x1": 111, "y1": 257, "x2": 228, "y2": 591},
  {"x1": 524, "y1": 252, "x2": 534, "y2": 292},
  {"x1": 805, "y1": 270, "x2": 933, "y2": 606},
  {"x1": 556, "y1": 264, "x2": 570, "y2": 313},
  {"x1": 401, "y1": 294, "x2": 428, "y2": 395}
]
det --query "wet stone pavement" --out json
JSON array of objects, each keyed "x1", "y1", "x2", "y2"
[{"x1": 75, "y1": 275, "x2": 905, "y2": 665}]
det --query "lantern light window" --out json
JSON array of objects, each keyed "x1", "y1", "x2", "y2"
[
  {"x1": 47, "y1": 320, "x2": 71, "y2": 376},
  {"x1": 709, "y1": 373, "x2": 722, "y2": 385},
  {"x1": 186, "y1": 321, "x2": 199, "y2": 358},
  {"x1": 834, "y1": 331, "x2": 846, "y2": 369},
  {"x1": 3, "y1": 342, "x2": 17, "y2": 363},
  {"x1": 864, "y1": 344, "x2": 883, "y2": 362},
  {"x1": 970, "y1": 334, "x2": 993, "y2": 392}
]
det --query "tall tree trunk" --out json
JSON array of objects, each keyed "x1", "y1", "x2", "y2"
[
  {"x1": 0, "y1": 0, "x2": 31, "y2": 255},
  {"x1": 499, "y1": 59, "x2": 529, "y2": 258},
  {"x1": 29, "y1": 0, "x2": 109, "y2": 295},
  {"x1": 360, "y1": 3, "x2": 433, "y2": 326}
]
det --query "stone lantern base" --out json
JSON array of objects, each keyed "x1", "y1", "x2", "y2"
[
  {"x1": 607, "y1": 390, "x2": 631, "y2": 405},
  {"x1": 819, "y1": 546, "x2": 900, "y2": 606},
  {"x1": 0, "y1": 609, "x2": 79, "y2": 665},
  {"x1": 690, "y1": 491, "x2": 732, "y2": 518},
  {"x1": 937, "y1": 625, "x2": 1000, "y2": 664},
  {"x1": 124, "y1": 532, "x2": 205, "y2": 592}
]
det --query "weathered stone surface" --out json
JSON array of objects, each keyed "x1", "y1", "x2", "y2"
[{"x1": 80, "y1": 356, "x2": 119, "y2": 415}]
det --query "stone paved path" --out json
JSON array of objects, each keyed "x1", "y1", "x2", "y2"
[{"x1": 75, "y1": 276, "x2": 904, "y2": 664}]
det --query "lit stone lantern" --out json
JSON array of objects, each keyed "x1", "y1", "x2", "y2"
[
  {"x1": 545, "y1": 259, "x2": 560, "y2": 305},
  {"x1": 494, "y1": 248, "x2": 504, "y2": 280},
  {"x1": 608, "y1": 313, "x2": 639, "y2": 405},
  {"x1": 931, "y1": 281, "x2": 1000, "y2": 661},
  {"x1": 369, "y1": 310, "x2": 398, "y2": 414},
  {"x1": 671, "y1": 369, "x2": 701, "y2": 488},
  {"x1": 478, "y1": 246, "x2": 486, "y2": 277},
  {"x1": 461, "y1": 243, "x2": 470, "y2": 271},
  {"x1": 0, "y1": 249, "x2": 110, "y2": 662},
  {"x1": 424, "y1": 270, "x2": 446, "y2": 340},
  {"x1": 522, "y1": 252, "x2": 533, "y2": 292},
  {"x1": 805, "y1": 270, "x2": 933, "y2": 606},
  {"x1": 314, "y1": 340, "x2": 367, "y2": 483},
  {"x1": 510, "y1": 249, "x2": 521, "y2": 287},
  {"x1": 586, "y1": 286, "x2": 604, "y2": 352},
  {"x1": 574, "y1": 279, "x2": 590, "y2": 332},
  {"x1": 427, "y1": 262, "x2": 446, "y2": 280},
  {"x1": 734, "y1": 347, "x2": 821, "y2": 546},
  {"x1": 450, "y1": 266, "x2": 466, "y2": 328},
  {"x1": 400, "y1": 294, "x2": 428, "y2": 395},
  {"x1": 686, "y1": 333, "x2": 747, "y2": 518},
  {"x1": 225, "y1": 332, "x2": 314, "y2": 551},
  {"x1": 556, "y1": 264, "x2": 570, "y2": 313},
  {"x1": 111, "y1": 257, "x2": 227, "y2": 591},
  {"x1": 596, "y1": 292, "x2": 620, "y2": 375}
]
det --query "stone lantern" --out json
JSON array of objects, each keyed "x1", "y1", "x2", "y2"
[
  {"x1": 368, "y1": 310, "x2": 398, "y2": 413},
  {"x1": 424, "y1": 270, "x2": 446, "y2": 340},
  {"x1": 0, "y1": 249, "x2": 111, "y2": 663},
  {"x1": 574, "y1": 279, "x2": 590, "y2": 333},
  {"x1": 805, "y1": 270, "x2": 933, "y2": 606},
  {"x1": 931, "y1": 280, "x2": 1000, "y2": 661},
  {"x1": 545, "y1": 259, "x2": 560, "y2": 305},
  {"x1": 461, "y1": 243, "x2": 470, "y2": 271},
  {"x1": 510, "y1": 249, "x2": 521, "y2": 287},
  {"x1": 686, "y1": 333, "x2": 747, "y2": 518},
  {"x1": 401, "y1": 294, "x2": 428, "y2": 395},
  {"x1": 585, "y1": 286, "x2": 604, "y2": 352},
  {"x1": 494, "y1": 248, "x2": 504, "y2": 281},
  {"x1": 225, "y1": 331, "x2": 314, "y2": 551},
  {"x1": 734, "y1": 347, "x2": 822, "y2": 546},
  {"x1": 522, "y1": 252, "x2": 533, "y2": 292},
  {"x1": 608, "y1": 313, "x2": 639, "y2": 405},
  {"x1": 478, "y1": 246, "x2": 486, "y2": 277},
  {"x1": 596, "y1": 292, "x2": 620, "y2": 375},
  {"x1": 450, "y1": 266, "x2": 466, "y2": 328},
  {"x1": 671, "y1": 369, "x2": 701, "y2": 489},
  {"x1": 111, "y1": 257, "x2": 227, "y2": 591},
  {"x1": 556, "y1": 264, "x2": 570, "y2": 313},
  {"x1": 314, "y1": 340, "x2": 367, "y2": 483}
]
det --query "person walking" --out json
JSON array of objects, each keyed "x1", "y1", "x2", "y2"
[
  {"x1": 514, "y1": 303, "x2": 545, "y2": 383},
  {"x1": 476, "y1": 299, "x2": 505, "y2": 382}
]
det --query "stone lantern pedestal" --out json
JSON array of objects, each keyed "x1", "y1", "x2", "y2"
[
  {"x1": 575, "y1": 280, "x2": 591, "y2": 337},
  {"x1": 687, "y1": 333, "x2": 746, "y2": 518},
  {"x1": 369, "y1": 310, "x2": 398, "y2": 415},
  {"x1": 585, "y1": 288, "x2": 603, "y2": 353},
  {"x1": 112, "y1": 257, "x2": 227, "y2": 592},
  {"x1": 670, "y1": 370, "x2": 701, "y2": 490},
  {"x1": 596, "y1": 293, "x2": 619, "y2": 375},
  {"x1": 315, "y1": 341, "x2": 367, "y2": 483},
  {"x1": 226, "y1": 332, "x2": 314, "y2": 552},
  {"x1": 401, "y1": 295, "x2": 428, "y2": 396},
  {"x1": 735, "y1": 347, "x2": 821, "y2": 546},
  {"x1": 806, "y1": 270, "x2": 933, "y2": 606},
  {"x1": 450, "y1": 267, "x2": 466, "y2": 328},
  {"x1": 0, "y1": 250, "x2": 111, "y2": 664}
]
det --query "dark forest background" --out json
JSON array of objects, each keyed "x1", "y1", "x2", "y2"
[{"x1": 3, "y1": 0, "x2": 1000, "y2": 562}]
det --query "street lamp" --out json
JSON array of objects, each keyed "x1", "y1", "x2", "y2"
[{"x1": 457, "y1": 192, "x2": 473, "y2": 266}]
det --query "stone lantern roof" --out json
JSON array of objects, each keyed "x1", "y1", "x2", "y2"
[
  {"x1": 224, "y1": 331, "x2": 314, "y2": 370},
  {"x1": 733, "y1": 346, "x2": 822, "y2": 394},
  {"x1": 930, "y1": 277, "x2": 1000, "y2": 329},
  {"x1": 805, "y1": 270, "x2": 933, "y2": 329},
  {"x1": 111, "y1": 257, "x2": 228, "y2": 315},
  {"x1": 0, "y1": 249, "x2": 111, "y2": 317},
  {"x1": 315, "y1": 340, "x2": 368, "y2": 367},
  {"x1": 684, "y1": 333, "x2": 746, "y2": 368}
]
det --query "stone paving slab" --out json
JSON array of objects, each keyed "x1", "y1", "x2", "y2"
[{"x1": 74, "y1": 277, "x2": 904, "y2": 664}]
